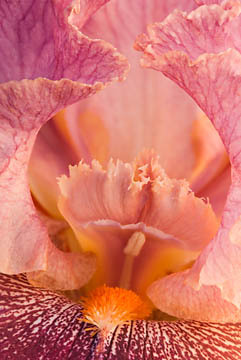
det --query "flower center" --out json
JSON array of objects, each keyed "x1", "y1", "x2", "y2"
[
  {"x1": 58, "y1": 150, "x2": 219, "y2": 303},
  {"x1": 81, "y1": 284, "x2": 151, "y2": 335}
]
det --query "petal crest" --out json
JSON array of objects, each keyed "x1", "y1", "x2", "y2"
[
  {"x1": 58, "y1": 152, "x2": 218, "y2": 292},
  {"x1": 148, "y1": 270, "x2": 241, "y2": 322},
  {"x1": 58, "y1": 153, "x2": 218, "y2": 250}
]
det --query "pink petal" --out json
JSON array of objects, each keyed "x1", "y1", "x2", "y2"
[
  {"x1": 63, "y1": 0, "x2": 200, "y2": 180},
  {"x1": 135, "y1": 0, "x2": 241, "y2": 318},
  {"x1": 58, "y1": 152, "x2": 218, "y2": 291},
  {"x1": 0, "y1": 0, "x2": 128, "y2": 289},
  {"x1": 59, "y1": 153, "x2": 218, "y2": 249},
  {"x1": 196, "y1": 0, "x2": 223, "y2": 4},
  {"x1": 1, "y1": 0, "x2": 128, "y2": 83},
  {"x1": 1, "y1": 273, "x2": 241, "y2": 359},
  {"x1": 148, "y1": 270, "x2": 241, "y2": 322}
]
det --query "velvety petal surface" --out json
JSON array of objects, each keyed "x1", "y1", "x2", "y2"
[
  {"x1": 0, "y1": 0, "x2": 128, "y2": 289},
  {"x1": 58, "y1": 152, "x2": 218, "y2": 293},
  {"x1": 1, "y1": 273, "x2": 241, "y2": 359},
  {"x1": 62, "y1": 0, "x2": 201, "y2": 181},
  {"x1": 135, "y1": 0, "x2": 241, "y2": 319}
]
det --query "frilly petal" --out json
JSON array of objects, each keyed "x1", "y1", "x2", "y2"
[
  {"x1": 58, "y1": 153, "x2": 218, "y2": 250},
  {"x1": 1, "y1": 0, "x2": 128, "y2": 83},
  {"x1": 135, "y1": 1, "x2": 241, "y2": 60},
  {"x1": 63, "y1": 0, "x2": 200, "y2": 180},
  {"x1": 58, "y1": 152, "x2": 218, "y2": 292},
  {"x1": 1, "y1": 273, "x2": 241, "y2": 359},
  {"x1": 135, "y1": 0, "x2": 241, "y2": 317},
  {"x1": 0, "y1": 0, "x2": 129, "y2": 289}
]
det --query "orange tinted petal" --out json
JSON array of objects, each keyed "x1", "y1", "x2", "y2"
[
  {"x1": 148, "y1": 270, "x2": 241, "y2": 323},
  {"x1": 190, "y1": 113, "x2": 229, "y2": 193},
  {"x1": 58, "y1": 152, "x2": 218, "y2": 293}
]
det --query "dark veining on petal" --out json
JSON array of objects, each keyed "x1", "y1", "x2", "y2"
[
  {"x1": 126, "y1": 320, "x2": 133, "y2": 354},
  {"x1": 0, "y1": 274, "x2": 241, "y2": 359},
  {"x1": 106, "y1": 325, "x2": 119, "y2": 360}
]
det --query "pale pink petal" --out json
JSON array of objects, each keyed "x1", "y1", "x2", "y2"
[
  {"x1": 148, "y1": 270, "x2": 241, "y2": 322},
  {"x1": 135, "y1": 1, "x2": 241, "y2": 60},
  {"x1": 0, "y1": 0, "x2": 128, "y2": 289},
  {"x1": 135, "y1": 0, "x2": 241, "y2": 318},
  {"x1": 58, "y1": 152, "x2": 218, "y2": 292},
  {"x1": 63, "y1": 0, "x2": 200, "y2": 180},
  {"x1": 196, "y1": 0, "x2": 223, "y2": 4},
  {"x1": 1, "y1": 0, "x2": 129, "y2": 83}
]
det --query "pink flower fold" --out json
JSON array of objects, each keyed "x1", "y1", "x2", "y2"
[
  {"x1": 0, "y1": 0, "x2": 128, "y2": 289},
  {"x1": 135, "y1": 0, "x2": 241, "y2": 321}
]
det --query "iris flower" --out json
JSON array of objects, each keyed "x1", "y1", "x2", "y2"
[{"x1": 1, "y1": 0, "x2": 241, "y2": 358}]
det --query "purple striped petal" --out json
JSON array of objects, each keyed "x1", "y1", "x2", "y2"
[{"x1": 0, "y1": 273, "x2": 241, "y2": 359}]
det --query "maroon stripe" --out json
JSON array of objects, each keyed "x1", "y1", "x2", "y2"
[{"x1": 0, "y1": 273, "x2": 240, "y2": 359}]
